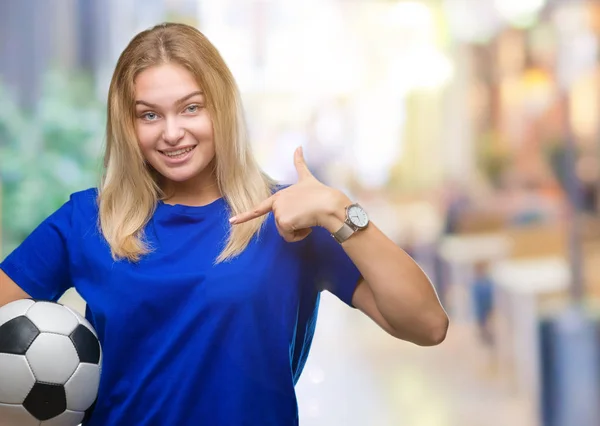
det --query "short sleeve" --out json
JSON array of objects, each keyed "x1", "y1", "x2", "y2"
[
  {"x1": 0, "y1": 198, "x2": 74, "y2": 301},
  {"x1": 309, "y1": 225, "x2": 362, "y2": 307}
]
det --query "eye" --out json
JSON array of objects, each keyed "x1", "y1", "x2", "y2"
[
  {"x1": 185, "y1": 104, "x2": 200, "y2": 113},
  {"x1": 141, "y1": 112, "x2": 159, "y2": 121}
]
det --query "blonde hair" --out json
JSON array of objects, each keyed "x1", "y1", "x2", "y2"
[{"x1": 99, "y1": 22, "x2": 276, "y2": 263}]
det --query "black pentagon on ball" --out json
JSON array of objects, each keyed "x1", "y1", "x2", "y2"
[
  {"x1": 70, "y1": 324, "x2": 101, "y2": 364},
  {"x1": 0, "y1": 316, "x2": 40, "y2": 355},
  {"x1": 23, "y1": 382, "x2": 67, "y2": 421}
]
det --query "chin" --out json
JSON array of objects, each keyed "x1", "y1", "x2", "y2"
[{"x1": 162, "y1": 172, "x2": 199, "y2": 183}]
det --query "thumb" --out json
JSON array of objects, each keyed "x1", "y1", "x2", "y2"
[{"x1": 294, "y1": 146, "x2": 313, "y2": 180}]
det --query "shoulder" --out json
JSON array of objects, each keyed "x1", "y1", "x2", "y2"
[
  {"x1": 69, "y1": 187, "x2": 98, "y2": 202},
  {"x1": 69, "y1": 187, "x2": 98, "y2": 206},
  {"x1": 63, "y1": 187, "x2": 99, "y2": 219}
]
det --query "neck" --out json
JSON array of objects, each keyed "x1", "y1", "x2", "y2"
[{"x1": 161, "y1": 168, "x2": 221, "y2": 207}]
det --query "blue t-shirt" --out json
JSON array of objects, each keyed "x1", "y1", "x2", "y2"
[{"x1": 0, "y1": 188, "x2": 361, "y2": 425}]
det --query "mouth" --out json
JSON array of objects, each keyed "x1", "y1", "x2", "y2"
[{"x1": 159, "y1": 145, "x2": 197, "y2": 160}]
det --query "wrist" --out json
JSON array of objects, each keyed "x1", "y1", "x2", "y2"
[{"x1": 318, "y1": 190, "x2": 351, "y2": 233}]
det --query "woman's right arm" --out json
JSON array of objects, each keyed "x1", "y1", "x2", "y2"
[
  {"x1": 0, "y1": 191, "x2": 87, "y2": 306},
  {"x1": 0, "y1": 268, "x2": 30, "y2": 307}
]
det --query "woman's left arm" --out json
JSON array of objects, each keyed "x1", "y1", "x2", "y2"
[
  {"x1": 230, "y1": 147, "x2": 449, "y2": 346},
  {"x1": 318, "y1": 195, "x2": 449, "y2": 347}
]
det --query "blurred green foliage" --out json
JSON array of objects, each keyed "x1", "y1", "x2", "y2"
[{"x1": 0, "y1": 71, "x2": 106, "y2": 256}]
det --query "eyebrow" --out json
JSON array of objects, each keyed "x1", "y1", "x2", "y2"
[{"x1": 135, "y1": 90, "x2": 204, "y2": 108}]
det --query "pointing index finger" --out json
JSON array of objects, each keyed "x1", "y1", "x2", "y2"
[{"x1": 229, "y1": 196, "x2": 275, "y2": 224}]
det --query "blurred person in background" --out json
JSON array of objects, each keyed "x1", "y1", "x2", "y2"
[
  {"x1": 471, "y1": 261, "x2": 495, "y2": 347},
  {"x1": 0, "y1": 22, "x2": 448, "y2": 426}
]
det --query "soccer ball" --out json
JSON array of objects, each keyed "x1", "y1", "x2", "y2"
[{"x1": 0, "y1": 299, "x2": 102, "y2": 426}]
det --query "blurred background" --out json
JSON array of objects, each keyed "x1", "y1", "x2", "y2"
[{"x1": 2, "y1": 0, "x2": 600, "y2": 425}]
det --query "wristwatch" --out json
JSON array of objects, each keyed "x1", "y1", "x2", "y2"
[{"x1": 331, "y1": 203, "x2": 369, "y2": 244}]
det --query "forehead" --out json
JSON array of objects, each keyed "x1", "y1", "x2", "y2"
[{"x1": 134, "y1": 63, "x2": 202, "y2": 102}]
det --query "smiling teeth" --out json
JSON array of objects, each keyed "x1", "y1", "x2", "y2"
[{"x1": 164, "y1": 147, "x2": 194, "y2": 157}]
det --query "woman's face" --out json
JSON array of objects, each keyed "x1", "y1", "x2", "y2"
[{"x1": 134, "y1": 63, "x2": 215, "y2": 187}]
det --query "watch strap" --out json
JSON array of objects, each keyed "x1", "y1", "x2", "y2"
[{"x1": 332, "y1": 222, "x2": 355, "y2": 244}]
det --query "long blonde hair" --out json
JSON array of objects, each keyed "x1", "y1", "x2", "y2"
[{"x1": 99, "y1": 22, "x2": 276, "y2": 263}]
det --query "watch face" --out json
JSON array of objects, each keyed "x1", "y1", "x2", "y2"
[{"x1": 347, "y1": 204, "x2": 369, "y2": 228}]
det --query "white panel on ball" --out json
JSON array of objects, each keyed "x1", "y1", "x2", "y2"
[
  {"x1": 0, "y1": 403, "x2": 40, "y2": 426},
  {"x1": 0, "y1": 354, "x2": 36, "y2": 404},
  {"x1": 64, "y1": 363, "x2": 100, "y2": 412},
  {"x1": 63, "y1": 305, "x2": 98, "y2": 338},
  {"x1": 27, "y1": 334, "x2": 79, "y2": 384},
  {"x1": 26, "y1": 302, "x2": 79, "y2": 335},
  {"x1": 40, "y1": 409, "x2": 85, "y2": 426},
  {"x1": 0, "y1": 299, "x2": 35, "y2": 328}
]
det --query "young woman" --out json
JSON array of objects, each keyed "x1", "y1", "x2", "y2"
[{"x1": 0, "y1": 22, "x2": 448, "y2": 425}]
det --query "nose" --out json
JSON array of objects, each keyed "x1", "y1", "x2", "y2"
[{"x1": 162, "y1": 117, "x2": 185, "y2": 146}]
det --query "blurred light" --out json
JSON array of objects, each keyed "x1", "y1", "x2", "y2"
[
  {"x1": 389, "y1": 47, "x2": 454, "y2": 93},
  {"x1": 308, "y1": 367, "x2": 325, "y2": 384},
  {"x1": 552, "y1": 4, "x2": 598, "y2": 89},
  {"x1": 405, "y1": 202, "x2": 444, "y2": 245},
  {"x1": 521, "y1": 68, "x2": 554, "y2": 116},
  {"x1": 384, "y1": 1, "x2": 433, "y2": 32},
  {"x1": 305, "y1": 398, "x2": 321, "y2": 418},
  {"x1": 256, "y1": 1, "x2": 363, "y2": 96},
  {"x1": 391, "y1": 369, "x2": 452, "y2": 426},
  {"x1": 493, "y1": 0, "x2": 547, "y2": 28},
  {"x1": 376, "y1": 2, "x2": 454, "y2": 92},
  {"x1": 570, "y1": 71, "x2": 600, "y2": 139},
  {"x1": 443, "y1": 0, "x2": 503, "y2": 43},
  {"x1": 313, "y1": 104, "x2": 347, "y2": 150},
  {"x1": 352, "y1": 92, "x2": 405, "y2": 189},
  {"x1": 552, "y1": 2, "x2": 590, "y2": 35},
  {"x1": 263, "y1": 30, "x2": 363, "y2": 96}
]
